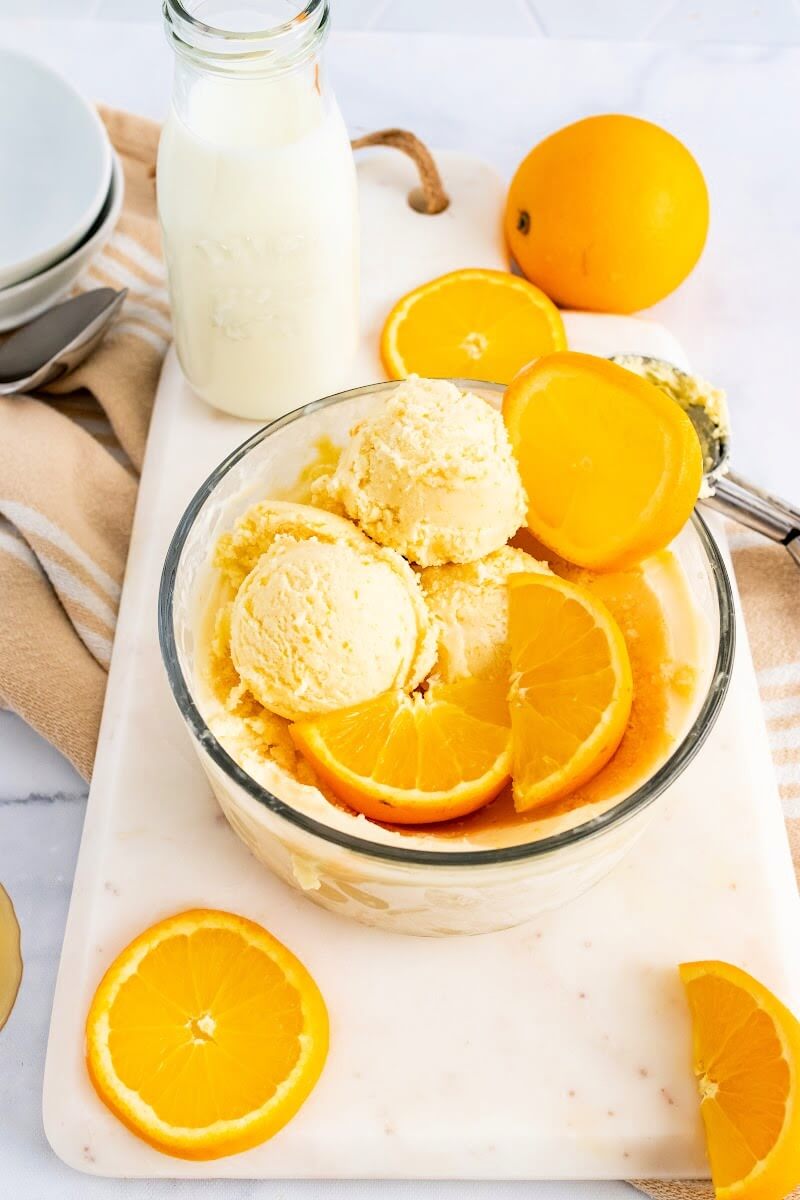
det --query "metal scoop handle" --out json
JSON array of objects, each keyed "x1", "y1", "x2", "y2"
[
  {"x1": 607, "y1": 352, "x2": 800, "y2": 568},
  {"x1": 703, "y1": 471, "x2": 800, "y2": 566}
]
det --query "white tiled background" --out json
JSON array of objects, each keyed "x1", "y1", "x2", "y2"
[{"x1": 4, "y1": 0, "x2": 800, "y2": 41}]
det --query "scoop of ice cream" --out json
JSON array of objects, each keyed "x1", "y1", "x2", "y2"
[
  {"x1": 230, "y1": 533, "x2": 436, "y2": 721},
  {"x1": 314, "y1": 377, "x2": 527, "y2": 567},
  {"x1": 421, "y1": 546, "x2": 549, "y2": 683},
  {"x1": 215, "y1": 499, "x2": 366, "y2": 590}
]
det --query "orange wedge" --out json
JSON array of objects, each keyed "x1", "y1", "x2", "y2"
[
  {"x1": 507, "y1": 572, "x2": 633, "y2": 811},
  {"x1": 380, "y1": 268, "x2": 567, "y2": 384},
  {"x1": 503, "y1": 351, "x2": 703, "y2": 570},
  {"x1": 290, "y1": 678, "x2": 512, "y2": 824},
  {"x1": 86, "y1": 909, "x2": 329, "y2": 1160},
  {"x1": 680, "y1": 961, "x2": 800, "y2": 1200}
]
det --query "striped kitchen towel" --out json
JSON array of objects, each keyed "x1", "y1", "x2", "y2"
[{"x1": 0, "y1": 106, "x2": 167, "y2": 780}]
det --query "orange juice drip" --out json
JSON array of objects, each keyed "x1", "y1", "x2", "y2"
[
  {"x1": 394, "y1": 546, "x2": 680, "y2": 839},
  {"x1": 0, "y1": 884, "x2": 22, "y2": 1032},
  {"x1": 205, "y1": 539, "x2": 685, "y2": 836}
]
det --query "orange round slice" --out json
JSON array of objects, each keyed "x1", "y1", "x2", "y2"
[
  {"x1": 503, "y1": 351, "x2": 703, "y2": 570},
  {"x1": 380, "y1": 268, "x2": 567, "y2": 384},
  {"x1": 507, "y1": 572, "x2": 633, "y2": 811},
  {"x1": 290, "y1": 678, "x2": 512, "y2": 824},
  {"x1": 0, "y1": 883, "x2": 21, "y2": 1032},
  {"x1": 86, "y1": 909, "x2": 329, "y2": 1160},
  {"x1": 680, "y1": 960, "x2": 800, "y2": 1200}
]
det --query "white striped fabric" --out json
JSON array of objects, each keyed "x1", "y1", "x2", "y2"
[{"x1": 0, "y1": 500, "x2": 120, "y2": 602}]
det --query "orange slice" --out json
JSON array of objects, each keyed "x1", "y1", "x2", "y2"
[
  {"x1": 0, "y1": 883, "x2": 21, "y2": 1033},
  {"x1": 290, "y1": 678, "x2": 512, "y2": 824},
  {"x1": 507, "y1": 572, "x2": 633, "y2": 811},
  {"x1": 680, "y1": 961, "x2": 800, "y2": 1200},
  {"x1": 86, "y1": 909, "x2": 329, "y2": 1160},
  {"x1": 503, "y1": 351, "x2": 703, "y2": 570},
  {"x1": 381, "y1": 268, "x2": 567, "y2": 384}
]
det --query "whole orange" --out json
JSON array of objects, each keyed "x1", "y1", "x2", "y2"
[{"x1": 505, "y1": 114, "x2": 709, "y2": 313}]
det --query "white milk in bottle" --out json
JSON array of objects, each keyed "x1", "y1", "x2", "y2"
[{"x1": 158, "y1": 0, "x2": 359, "y2": 419}]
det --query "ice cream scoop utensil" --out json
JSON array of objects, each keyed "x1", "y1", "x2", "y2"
[
  {"x1": 611, "y1": 354, "x2": 800, "y2": 568},
  {"x1": 0, "y1": 288, "x2": 126, "y2": 395}
]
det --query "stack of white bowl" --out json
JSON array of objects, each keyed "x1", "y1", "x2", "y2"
[{"x1": 0, "y1": 49, "x2": 125, "y2": 332}]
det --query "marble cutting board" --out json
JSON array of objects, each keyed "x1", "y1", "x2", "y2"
[{"x1": 43, "y1": 148, "x2": 800, "y2": 1180}]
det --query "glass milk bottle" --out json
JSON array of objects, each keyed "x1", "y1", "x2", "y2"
[{"x1": 158, "y1": 0, "x2": 359, "y2": 419}]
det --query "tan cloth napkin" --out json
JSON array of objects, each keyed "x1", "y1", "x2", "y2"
[
  {"x1": 0, "y1": 106, "x2": 798, "y2": 1197},
  {"x1": 0, "y1": 106, "x2": 168, "y2": 779}
]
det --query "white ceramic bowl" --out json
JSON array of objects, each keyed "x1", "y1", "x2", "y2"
[
  {"x1": 0, "y1": 49, "x2": 112, "y2": 289},
  {"x1": 0, "y1": 152, "x2": 124, "y2": 333}
]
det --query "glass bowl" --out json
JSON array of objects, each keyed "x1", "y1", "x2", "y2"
[{"x1": 158, "y1": 380, "x2": 735, "y2": 936}]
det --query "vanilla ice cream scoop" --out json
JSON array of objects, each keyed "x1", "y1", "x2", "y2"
[
  {"x1": 421, "y1": 546, "x2": 549, "y2": 683},
  {"x1": 230, "y1": 533, "x2": 436, "y2": 721},
  {"x1": 315, "y1": 377, "x2": 527, "y2": 567},
  {"x1": 215, "y1": 499, "x2": 367, "y2": 590}
]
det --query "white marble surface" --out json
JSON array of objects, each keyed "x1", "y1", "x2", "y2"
[
  {"x1": 1, "y1": 19, "x2": 799, "y2": 1199},
  {"x1": 41, "y1": 319, "x2": 800, "y2": 1182}
]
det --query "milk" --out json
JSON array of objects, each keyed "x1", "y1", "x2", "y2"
[{"x1": 157, "y1": 70, "x2": 359, "y2": 419}]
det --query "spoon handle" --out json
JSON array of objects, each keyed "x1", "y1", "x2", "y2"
[{"x1": 703, "y1": 472, "x2": 800, "y2": 563}]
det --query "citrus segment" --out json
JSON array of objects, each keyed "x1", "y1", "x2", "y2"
[
  {"x1": 86, "y1": 909, "x2": 329, "y2": 1160},
  {"x1": 503, "y1": 352, "x2": 703, "y2": 570},
  {"x1": 290, "y1": 678, "x2": 512, "y2": 824},
  {"x1": 381, "y1": 268, "x2": 566, "y2": 384},
  {"x1": 680, "y1": 960, "x2": 800, "y2": 1200},
  {"x1": 507, "y1": 572, "x2": 633, "y2": 811}
]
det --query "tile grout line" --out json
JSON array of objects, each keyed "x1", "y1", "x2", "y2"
[
  {"x1": 519, "y1": 0, "x2": 548, "y2": 36},
  {"x1": 0, "y1": 790, "x2": 88, "y2": 806},
  {"x1": 638, "y1": 0, "x2": 690, "y2": 41},
  {"x1": 361, "y1": 0, "x2": 392, "y2": 32}
]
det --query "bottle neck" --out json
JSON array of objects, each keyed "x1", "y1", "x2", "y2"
[{"x1": 163, "y1": 0, "x2": 329, "y2": 80}]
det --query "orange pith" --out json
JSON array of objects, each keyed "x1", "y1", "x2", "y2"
[
  {"x1": 85, "y1": 909, "x2": 329, "y2": 1160},
  {"x1": 290, "y1": 678, "x2": 512, "y2": 824},
  {"x1": 507, "y1": 572, "x2": 633, "y2": 811},
  {"x1": 380, "y1": 268, "x2": 566, "y2": 384},
  {"x1": 503, "y1": 351, "x2": 703, "y2": 571},
  {"x1": 680, "y1": 961, "x2": 800, "y2": 1200}
]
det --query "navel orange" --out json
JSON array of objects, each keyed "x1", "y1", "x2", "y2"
[
  {"x1": 291, "y1": 678, "x2": 512, "y2": 824},
  {"x1": 380, "y1": 268, "x2": 566, "y2": 383},
  {"x1": 680, "y1": 961, "x2": 800, "y2": 1200},
  {"x1": 505, "y1": 114, "x2": 709, "y2": 313},
  {"x1": 86, "y1": 909, "x2": 329, "y2": 1160},
  {"x1": 503, "y1": 352, "x2": 703, "y2": 570},
  {"x1": 507, "y1": 572, "x2": 633, "y2": 811}
]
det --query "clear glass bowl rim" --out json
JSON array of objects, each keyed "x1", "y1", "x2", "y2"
[{"x1": 158, "y1": 378, "x2": 736, "y2": 870}]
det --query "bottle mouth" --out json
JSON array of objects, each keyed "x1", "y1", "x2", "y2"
[{"x1": 163, "y1": 0, "x2": 329, "y2": 74}]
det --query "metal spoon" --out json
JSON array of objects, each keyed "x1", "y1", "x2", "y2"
[
  {"x1": 611, "y1": 353, "x2": 800, "y2": 567},
  {"x1": 0, "y1": 288, "x2": 126, "y2": 394}
]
